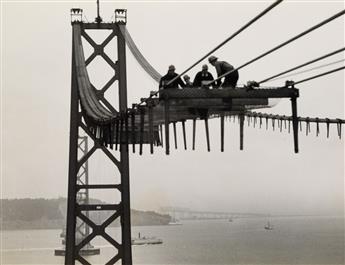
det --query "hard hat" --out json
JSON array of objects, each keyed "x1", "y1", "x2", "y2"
[
  {"x1": 168, "y1": 65, "x2": 176, "y2": 71},
  {"x1": 202, "y1": 64, "x2": 208, "y2": 70},
  {"x1": 208, "y1": 56, "x2": 218, "y2": 63}
]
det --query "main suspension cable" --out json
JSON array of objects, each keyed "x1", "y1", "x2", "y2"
[
  {"x1": 258, "y1": 47, "x2": 345, "y2": 84},
  {"x1": 119, "y1": 25, "x2": 162, "y2": 82},
  {"x1": 208, "y1": 9, "x2": 345, "y2": 86},
  {"x1": 164, "y1": 0, "x2": 284, "y2": 87},
  {"x1": 293, "y1": 65, "x2": 345, "y2": 85}
]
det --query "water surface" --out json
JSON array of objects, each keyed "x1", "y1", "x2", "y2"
[{"x1": 1, "y1": 216, "x2": 344, "y2": 264}]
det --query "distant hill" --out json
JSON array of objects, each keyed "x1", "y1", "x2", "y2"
[{"x1": 0, "y1": 198, "x2": 171, "y2": 230}]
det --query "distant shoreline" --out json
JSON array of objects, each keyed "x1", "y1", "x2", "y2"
[
  {"x1": 0, "y1": 198, "x2": 171, "y2": 231},
  {"x1": 2, "y1": 215, "x2": 343, "y2": 231},
  {"x1": 0, "y1": 221, "x2": 170, "y2": 231},
  {"x1": 2, "y1": 198, "x2": 342, "y2": 231}
]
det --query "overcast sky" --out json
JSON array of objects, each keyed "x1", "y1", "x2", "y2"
[{"x1": 2, "y1": 0, "x2": 344, "y2": 216}]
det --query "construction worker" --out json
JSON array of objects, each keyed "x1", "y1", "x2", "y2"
[
  {"x1": 159, "y1": 65, "x2": 185, "y2": 89},
  {"x1": 208, "y1": 56, "x2": 239, "y2": 88},
  {"x1": 193, "y1": 64, "x2": 214, "y2": 87},
  {"x1": 183, "y1": 75, "x2": 193, "y2": 87}
]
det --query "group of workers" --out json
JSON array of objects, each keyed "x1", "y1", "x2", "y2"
[{"x1": 159, "y1": 56, "x2": 239, "y2": 90}]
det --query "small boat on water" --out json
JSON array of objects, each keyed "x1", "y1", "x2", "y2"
[
  {"x1": 168, "y1": 218, "x2": 182, "y2": 225},
  {"x1": 131, "y1": 233, "x2": 163, "y2": 245},
  {"x1": 264, "y1": 221, "x2": 274, "y2": 230},
  {"x1": 60, "y1": 228, "x2": 66, "y2": 238}
]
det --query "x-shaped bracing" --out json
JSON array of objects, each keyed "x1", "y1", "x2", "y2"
[{"x1": 82, "y1": 29, "x2": 119, "y2": 115}]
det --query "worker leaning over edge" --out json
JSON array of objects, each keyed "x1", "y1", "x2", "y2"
[
  {"x1": 208, "y1": 56, "x2": 239, "y2": 88},
  {"x1": 159, "y1": 65, "x2": 186, "y2": 90}
]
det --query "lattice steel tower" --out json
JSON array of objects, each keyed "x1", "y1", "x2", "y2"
[{"x1": 65, "y1": 8, "x2": 132, "y2": 265}]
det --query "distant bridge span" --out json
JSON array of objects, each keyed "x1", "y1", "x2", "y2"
[{"x1": 160, "y1": 207, "x2": 269, "y2": 220}]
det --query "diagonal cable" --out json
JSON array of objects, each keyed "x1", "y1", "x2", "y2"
[
  {"x1": 293, "y1": 65, "x2": 345, "y2": 85},
  {"x1": 135, "y1": 0, "x2": 284, "y2": 105},
  {"x1": 265, "y1": 58, "x2": 345, "y2": 82},
  {"x1": 259, "y1": 47, "x2": 345, "y2": 84},
  {"x1": 165, "y1": 0, "x2": 284, "y2": 87},
  {"x1": 208, "y1": 9, "x2": 345, "y2": 86}
]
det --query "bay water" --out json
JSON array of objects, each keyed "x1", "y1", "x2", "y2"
[{"x1": 1, "y1": 216, "x2": 344, "y2": 264}]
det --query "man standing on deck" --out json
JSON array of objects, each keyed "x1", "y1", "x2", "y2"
[
  {"x1": 193, "y1": 64, "x2": 214, "y2": 87},
  {"x1": 208, "y1": 56, "x2": 239, "y2": 88},
  {"x1": 159, "y1": 65, "x2": 186, "y2": 89}
]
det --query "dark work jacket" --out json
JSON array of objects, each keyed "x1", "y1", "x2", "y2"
[
  {"x1": 185, "y1": 80, "x2": 193, "y2": 87},
  {"x1": 214, "y1": 61, "x2": 239, "y2": 87},
  {"x1": 159, "y1": 72, "x2": 185, "y2": 89},
  {"x1": 192, "y1": 71, "x2": 214, "y2": 87}
]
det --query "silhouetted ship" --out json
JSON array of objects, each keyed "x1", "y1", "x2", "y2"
[
  {"x1": 168, "y1": 218, "x2": 182, "y2": 225},
  {"x1": 264, "y1": 221, "x2": 274, "y2": 230},
  {"x1": 131, "y1": 233, "x2": 163, "y2": 245}
]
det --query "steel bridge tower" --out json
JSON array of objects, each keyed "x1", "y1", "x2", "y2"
[{"x1": 65, "y1": 9, "x2": 132, "y2": 265}]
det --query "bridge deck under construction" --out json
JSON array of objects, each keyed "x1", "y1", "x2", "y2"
[{"x1": 65, "y1": 4, "x2": 345, "y2": 265}]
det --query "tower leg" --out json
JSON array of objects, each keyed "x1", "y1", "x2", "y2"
[
  {"x1": 291, "y1": 97, "x2": 299, "y2": 153},
  {"x1": 220, "y1": 114, "x2": 224, "y2": 152},
  {"x1": 205, "y1": 118, "x2": 210, "y2": 152},
  {"x1": 173, "y1": 122, "x2": 178, "y2": 149},
  {"x1": 118, "y1": 24, "x2": 133, "y2": 265},
  {"x1": 164, "y1": 101, "x2": 170, "y2": 155},
  {"x1": 182, "y1": 120, "x2": 187, "y2": 150},
  {"x1": 192, "y1": 119, "x2": 196, "y2": 150},
  {"x1": 239, "y1": 114, "x2": 244, "y2": 150},
  {"x1": 65, "y1": 41, "x2": 79, "y2": 265}
]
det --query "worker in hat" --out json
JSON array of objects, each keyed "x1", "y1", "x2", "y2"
[
  {"x1": 159, "y1": 65, "x2": 185, "y2": 90},
  {"x1": 183, "y1": 75, "x2": 193, "y2": 87},
  {"x1": 192, "y1": 64, "x2": 215, "y2": 87},
  {"x1": 208, "y1": 56, "x2": 239, "y2": 88}
]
